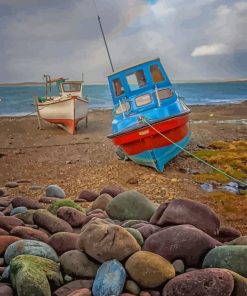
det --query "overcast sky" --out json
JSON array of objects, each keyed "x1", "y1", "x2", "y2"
[{"x1": 0, "y1": 0, "x2": 246, "y2": 82}]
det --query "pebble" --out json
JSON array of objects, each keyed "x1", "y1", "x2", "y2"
[
  {"x1": 0, "y1": 185, "x2": 245, "y2": 296},
  {"x1": 78, "y1": 218, "x2": 140, "y2": 263},
  {"x1": 150, "y1": 198, "x2": 220, "y2": 236},
  {"x1": 60, "y1": 250, "x2": 99, "y2": 278},
  {"x1": 10, "y1": 206, "x2": 27, "y2": 216},
  {"x1": 92, "y1": 260, "x2": 126, "y2": 296},
  {"x1": 106, "y1": 190, "x2": 156, "y2": 221},
  {"x1": 162, "y1": 268, "x2": 234, "y2": 296},
  {"x1": 143, "y1": 224, "x2": 221, "y2": 267},
  {"x1": 125, "y1": 251, "x2": 175, "y2": 288},
  {"x1": 172, "y1": 259, "x2": 185, "y2": 275},
  {"x1": 76, "y1": 190, "x2": 99, "y2": 202},
  {"x1": 100, "y1": 184, "x2": 125, "y2": 197},
  {"x1": 203, "y1": 245, "x2": 247, "y2": 276},
  {"x1": 46, "y1": 184, "x2": 66, "y2": 198},
  {"x1": 5, "y1": 182, "x2": 18, "y2": 188},
  {"x1": 4, "y1": 239, "x2": 58, "y2": 264}
]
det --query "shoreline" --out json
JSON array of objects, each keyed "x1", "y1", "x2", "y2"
[{"x1": 0, "y1": 100, "x2": 247, "y2": 118}]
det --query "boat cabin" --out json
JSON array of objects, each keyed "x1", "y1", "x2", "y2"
[
  {"x1": 58, "y1": 81, "x2": 83, "y2": 98},
  {"x1": 108, "y1": 58, "x2": 176, "y2": 117}
]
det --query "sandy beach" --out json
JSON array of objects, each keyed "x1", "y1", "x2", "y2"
[{"x1": 0, "y1": 102, "x2": 246, "y2": 232}]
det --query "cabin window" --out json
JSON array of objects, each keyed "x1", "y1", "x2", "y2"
[
  {"x1": 62, "y1": 83, "x2": 81, "y2": 92},
  {"x1": 126, "y1": 70, "x2": 147, "y2": 91},
  {"x1": 150, "y1": 65, "x2": 165, "y2": 83},
  {"x1": 135, "y1": 94, "x2": 152, "y2": 107},
  {"x1": 158, "y1": 88, "x2": 173, "y2": 99},
  {"x1": 115, "y1": 102, "x2": 130, "y2": 115},
  {"x1": 113, "y1": 78, "x2": 124, "y2": 97}
]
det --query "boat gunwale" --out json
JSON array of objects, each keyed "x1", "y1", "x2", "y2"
[
  {"x1": 107, "y1": 110, "x2": 191, "y2": 139},
  {"x1": 37, "y1": 96, "x2": 88, "y2": 107}
]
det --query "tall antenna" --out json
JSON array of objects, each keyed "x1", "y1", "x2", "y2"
[{"x1": 92, "y1": 0, "x2": 115, "y2": 72}]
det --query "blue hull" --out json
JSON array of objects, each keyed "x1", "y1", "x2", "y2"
[{"x1": 127, "y1": 132, "x2": 191, "y2": 172}]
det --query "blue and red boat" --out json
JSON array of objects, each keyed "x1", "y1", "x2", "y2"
[{"x1": 107, "y1": 58, "x2": 191, "y2": 172}]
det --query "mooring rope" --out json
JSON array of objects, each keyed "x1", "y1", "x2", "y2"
[{"x1": 140, "y1": 116, "x2": 247, "y2": 187}]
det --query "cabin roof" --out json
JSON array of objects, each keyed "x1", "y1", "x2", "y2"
[{"x1": 107, "y1": 57, "x2": 160, "y2": 77}]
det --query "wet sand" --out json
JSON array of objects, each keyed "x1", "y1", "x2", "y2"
[{"x1": 0, "y1": 102, "x2": 246, "y2": 232}]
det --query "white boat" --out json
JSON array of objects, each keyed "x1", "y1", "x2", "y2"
[{"x1": 36, "y1": 75, "x2": 88, "y2": 134}]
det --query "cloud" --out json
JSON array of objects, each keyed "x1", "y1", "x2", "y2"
[
  {"x1": 191, "y1": 43, "x2": 228, "y2": 57},
  {"x1": 0, "y1": 0, "x2": 246, "y2": 82}
]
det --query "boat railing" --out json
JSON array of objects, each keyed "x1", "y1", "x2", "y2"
[{"x1": 154, "y1": 85, "x2": 161, "y2": 107}]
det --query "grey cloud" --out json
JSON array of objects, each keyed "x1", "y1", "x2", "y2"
[{"x1": 0, "y1": 0, "x2": 246, "y2": 82}]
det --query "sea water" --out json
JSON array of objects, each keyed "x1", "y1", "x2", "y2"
[{"x1": 0, "y1": 82, "x2": 246, "y2": 116}]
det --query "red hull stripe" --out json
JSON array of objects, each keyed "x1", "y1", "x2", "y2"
[
  {"x1": 111, "y1": 114, "x2": 189, "y2": 155},
  {"x1": 45, "y1": 118, "x2": 83, "y2": 134},
  {"x1": 112, "y1": 114, "x2": 189, "y2": 145}
]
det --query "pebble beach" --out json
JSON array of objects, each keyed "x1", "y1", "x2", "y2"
[{"x1": 0, "y1": 102, "x2": 247, "y2": 295}]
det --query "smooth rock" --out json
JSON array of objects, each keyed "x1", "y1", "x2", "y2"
[
  {"x1": 0, "y1": 283, "x2": 14, "y2": 296},
  {"x1": 57, "y1": 207, "x2": 86, "y2": 227},
  {"x1": 0, "y1": 235, "x2": 20, "y2": 255},
  {"x1": 0, "y1": 216, "x2": 24, "y2": 232},
  {"x1": 2, "y1": 204, "x2": 13, "y2": 215},
  {"x1": 133, "y1": 224, "x2": 161, "y2": 239},
  {"x1": 77, "y1": 190, "x2": 99, "y2": 202},
  {"x1": 126, "y1": 251, "x2": 175, "y2": 288},
  {"x1": 67, "y1": 289, "x2": 92, "y2": 296},
  {"x1": 48, "y1": 232, "x2": 79, "y2": 255},
  {"x1": 15, "y1": 210, "x2": 35, "y2": 224},
  {"x1": 150, "y1": 198, "x2": 220, "y2": 236},
  {"x1": 64, "y1": 275, "x2": 73, "y2": 282},
  {"x1": 228, "y1": 270, "x2": 247, "y2": 296},
  {"x1": 0, "y1": 188, "x2": 8, "y2": 197},
  {"x1": 33, "y1": 209, "x2": 73, "y2": 234},
  {"x1": 92, "y1": 260, "x2": 126, "y2": 296},
  {"x1": 81, "y1": 211, "x2": 109, "y2": 226},
  {"x1": 48, "y1": 199, "x2": 84, "y2": 215},
  {"x1": 1, "y1": 266, "x2": 10, "y2": 280},
  {"x1": 5, "y1": 182, "x2": 18, "y2": 188},
  {"x1": 60, "y1": 250, "x2": 99, "y2": 278},
  {"x1": 91, "y1": 193, "x2": 113, "y2": 211},
  {"x1": 106, "y1": 190, "x2": 156, "y2": 221},
  {"x1": 126, "y1": 228, "x2": 144, "y2": 246},
  {"x1": 0, "y1": 199, "x2": 11, "y2": 207},
  {"x1": 172, "y1": 259, "x2": 185, "y2": 275},
  {"x1": 0, "y1": 228, "x2": 8, "y2": 235},
  {"x1": 10, "y1": 226, "x2": 49, "y2": 242},
  {"x1": 10, "y1": 255, "x2": 63, "y2": 296},
  {"x1": 5, "y1": 239, "x2": 58, "y2": 264},
  {"x1": 39, "y1": 196, "x2": 60, "y2": 204},
  {"x1": 53, "y1": 280, "x2": 93, "y2": 296},
  {"x1": 162, "y1": 268, "x2": 234, "y2": 296},
  {"x1": 78, "y1": 218, "x2": 140, "y2": 263},
  {"x1": 125, "y1": 280, "x2": 140, "y2": 295},
  {"x1": 11, "y1": 196, "x2": 43, "y2": 209},
  {"x1": 202, "y1": 245, "x2": 247, "y2": 276},
  {"x1": 100, "y1": 185, "x2": 125, "y2": 197},
  {"x1": 121, "y1": 220, "x2": 149, "y2": 228},
  {"x1": 143, "y1": 224, "x2": 221, "y2": 267},
  {"x1": 226, "y1": 235, "x2": 247, "y2": 246},
  {"x1": 46, "y1": 184, "x2": 66, "y2": 198},
  {"x1": 213, "y1": 226, "x2": 241, "y2": 243},
  {"x1": 10, "y1": 206, "x2": 28, "y2": 216}
]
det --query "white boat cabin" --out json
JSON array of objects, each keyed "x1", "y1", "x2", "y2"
[{"x1": 58, "y1": 81, "x2": 83, "y2": 98}]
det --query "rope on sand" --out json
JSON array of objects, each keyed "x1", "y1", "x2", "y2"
[{"x1": 140, "y1": 116, "x2": 247, "y2": 187}]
